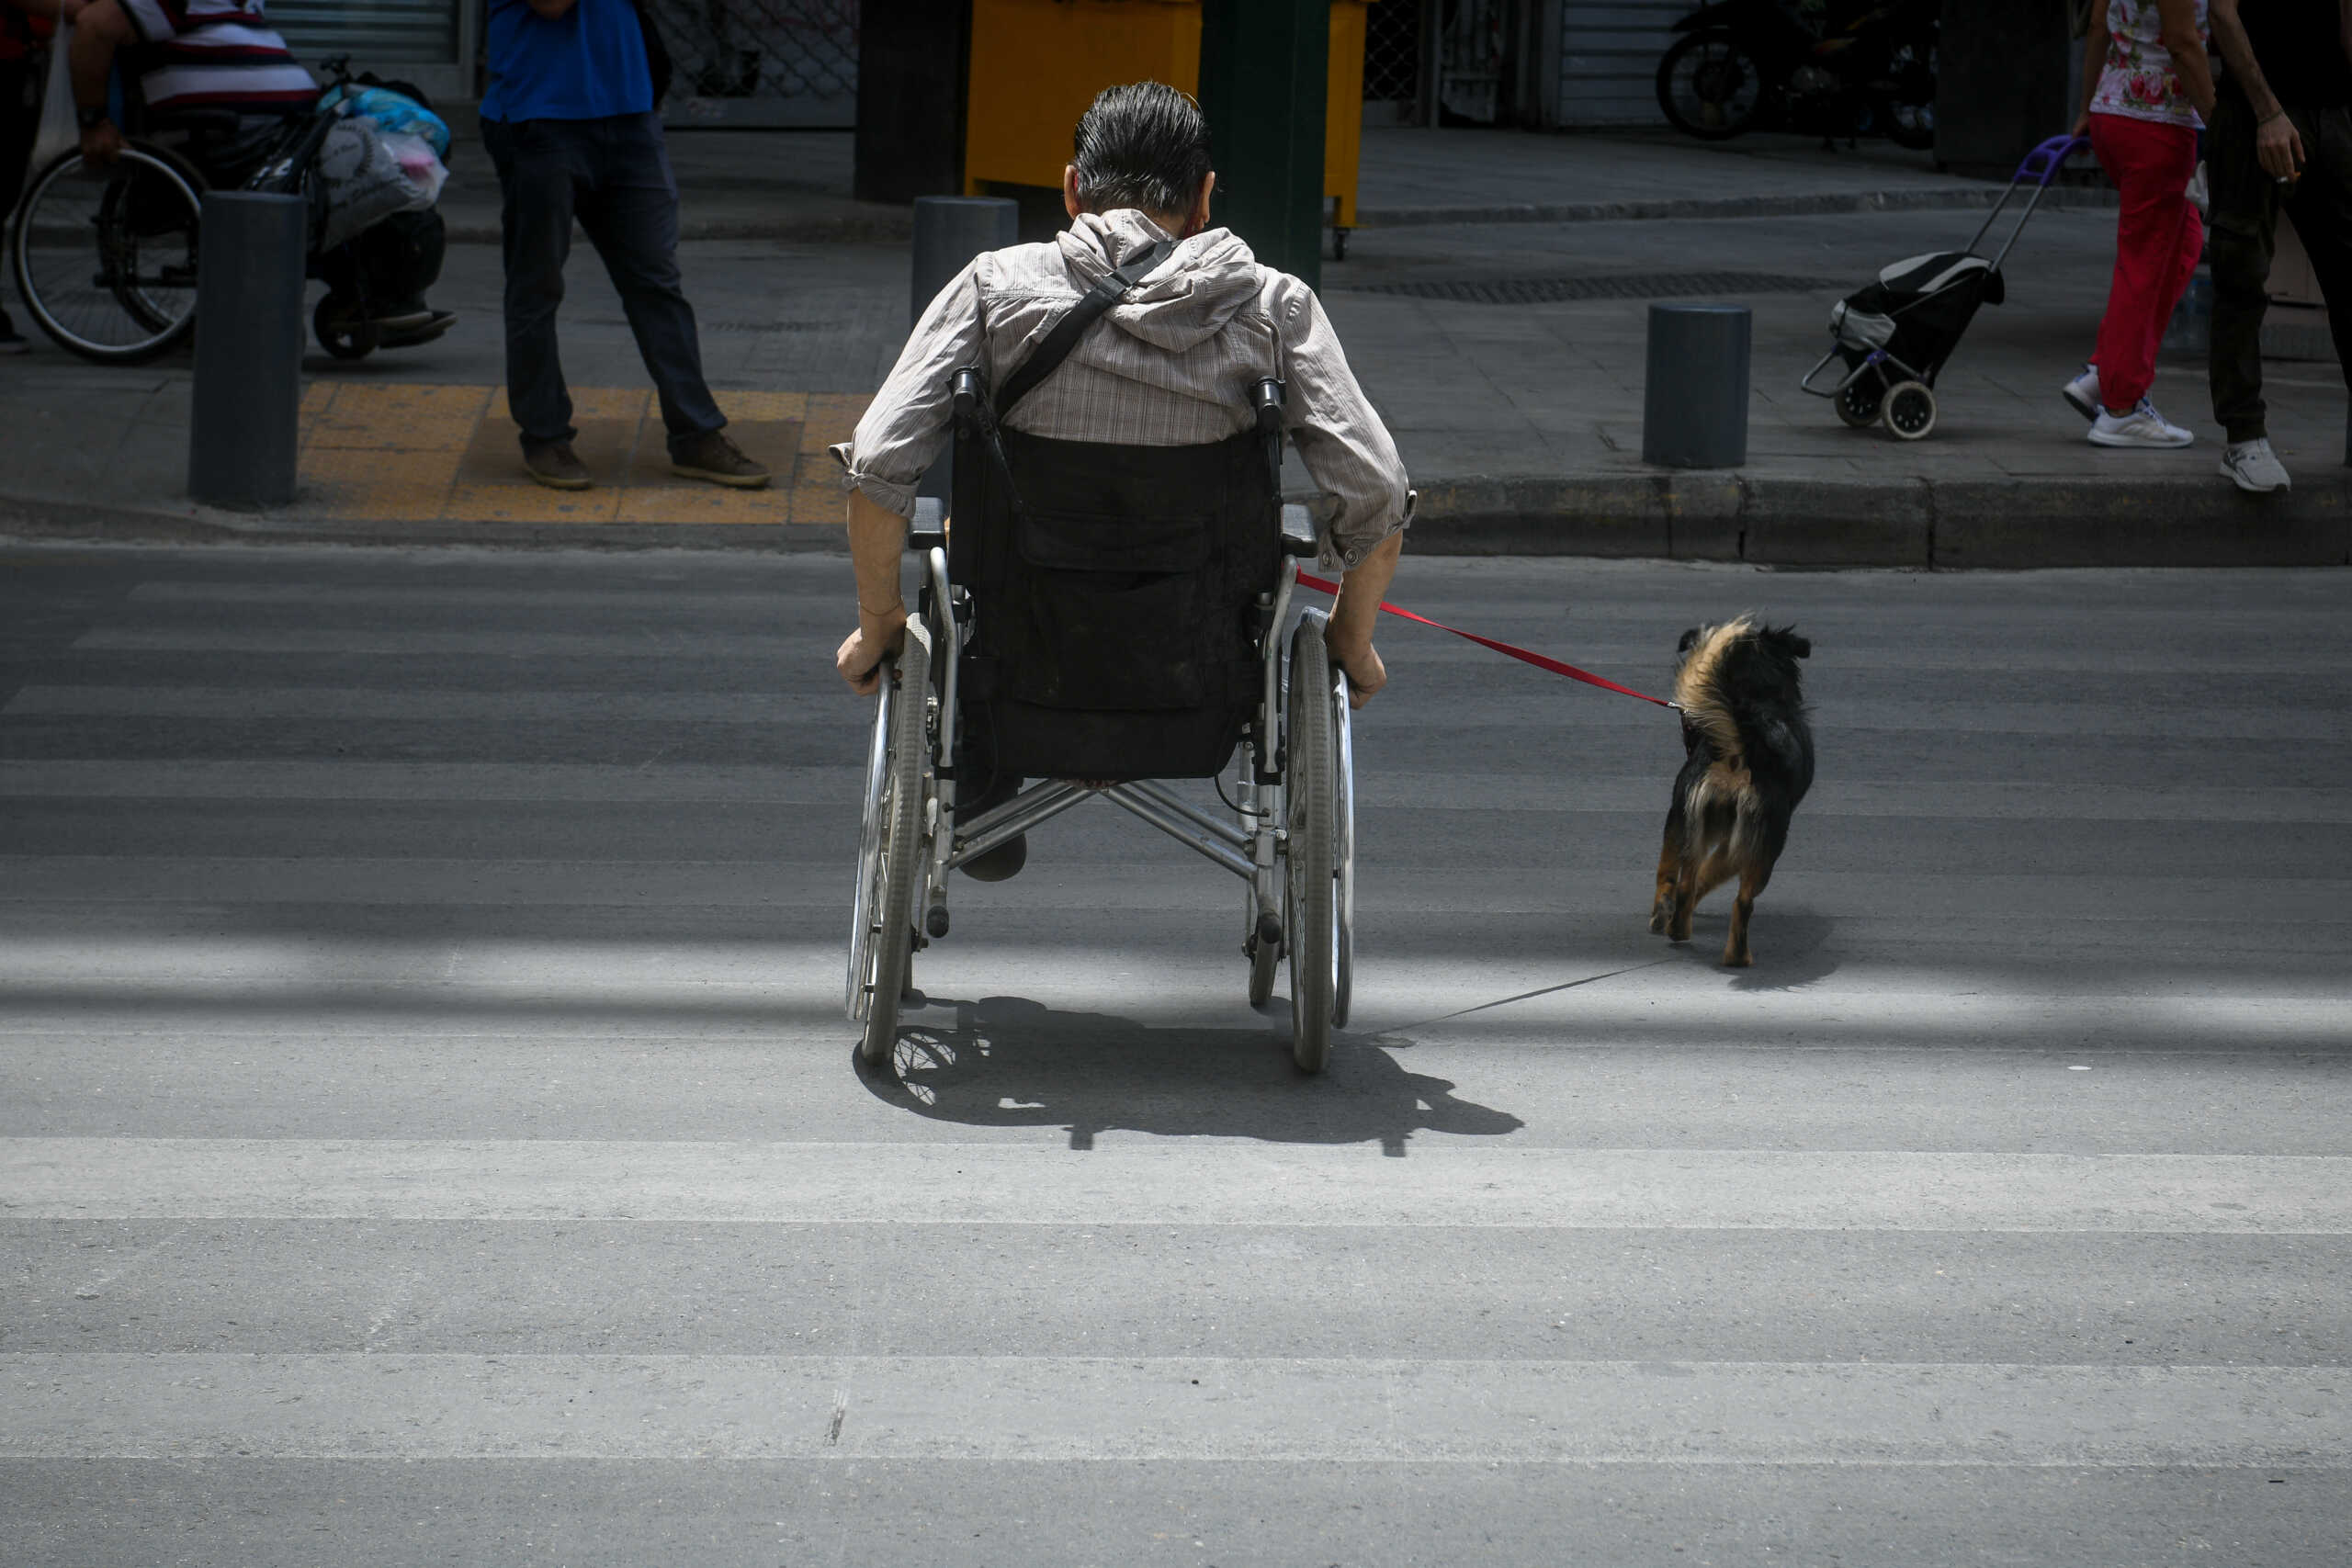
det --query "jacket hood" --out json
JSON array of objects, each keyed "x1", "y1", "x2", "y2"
[{"x1": 1056, "y1": 210, "x2": 1265, "y2": 354}]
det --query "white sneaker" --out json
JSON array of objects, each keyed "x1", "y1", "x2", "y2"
[
  {"x1": 2087, "y1": 398, "x2": 2193, "y2": 448},
  {"x1": 2062, "y1": 364, "x2": 2100, "y2": 421},
  {"x1": 2219, "y1": 437, "x2": 2291, "y2": 492}
]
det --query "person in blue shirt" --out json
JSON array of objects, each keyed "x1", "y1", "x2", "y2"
[{"x1": 481, "y1": 0, "x2": 766, "y2": 490}]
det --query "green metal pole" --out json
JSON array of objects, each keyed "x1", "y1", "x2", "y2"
[{"x1": 1197, "y1": 0, "x2": 1329, "y2": 292}]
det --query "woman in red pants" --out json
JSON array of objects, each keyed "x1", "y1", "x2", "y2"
[{"x1": 2066, "y1": 0, "x2": 2216, "y2": 447}]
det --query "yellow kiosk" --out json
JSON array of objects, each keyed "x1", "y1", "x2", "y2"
[{"x1": 963, "y1": 0, "x2": 1371, "y2": 259}]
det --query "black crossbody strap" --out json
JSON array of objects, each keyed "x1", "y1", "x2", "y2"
[{"x1": 992, "y1": 237, "x2": 1176, "y2": 422}]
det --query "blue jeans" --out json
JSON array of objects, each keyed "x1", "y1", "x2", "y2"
[{"x1": 481, "y1": 113, "x2": 725, "y2": 453}]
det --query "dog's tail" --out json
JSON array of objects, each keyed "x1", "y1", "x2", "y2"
[{"x1": 1673, "y1": 616, "x2": 1754, "y2": 764}]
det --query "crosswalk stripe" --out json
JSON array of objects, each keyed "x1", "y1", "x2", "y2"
[
  {"x1": 6, "y1": 1139, "x2": 2346, "y2": 1231},
  {"x1": 4, "y1": 1353, "x2": 2344, "y2": 1464},
  {"x1": 1, "y1": 761, "x2": 2344, "y2": 821}
]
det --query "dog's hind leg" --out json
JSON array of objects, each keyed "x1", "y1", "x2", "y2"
[
  {"x1": 1724, "y1": 860, "x2": 1772, "y2": 967},
  {"x1": 1649, "y1": 823, "x2": 1682, "y2": 934}
]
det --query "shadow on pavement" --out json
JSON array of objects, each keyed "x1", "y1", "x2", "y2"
[{"x1": 862, "y1": 993, "x2": 1523, "y2": 1156}]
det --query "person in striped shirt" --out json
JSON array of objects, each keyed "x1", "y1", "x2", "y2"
[
  {"x1": 67, "y1": 0, "x2": 315, "y2": 169},
  {"x1": 64, "y1": 0, "x2": 451, "y2": 341}
]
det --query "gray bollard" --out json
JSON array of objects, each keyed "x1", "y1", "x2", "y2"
[
  {"x1": 1642, "y1": 302, "x2": 1752, "y2": 469},
  {"x1": 910, "y1": 196, "x2": 1017, "y2": 502},
  {"x1": 187, "y1": 191, "x2": 309, "y2": 510}
]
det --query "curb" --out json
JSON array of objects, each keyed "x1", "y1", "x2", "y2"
[
  {"x1": 438, "y1": 210, "x2": 916, "y2": 246},
  {"x1": 1408, "y1": 474, "x2": 2352, "y2": 568},
  {"x1": 8, "y1": 477, "x2": 2347, "y2": 567}
]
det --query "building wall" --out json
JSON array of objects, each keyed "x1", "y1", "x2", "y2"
[{"x1": 1556, "y1": 0, "x2": 1680, "y2": 126}]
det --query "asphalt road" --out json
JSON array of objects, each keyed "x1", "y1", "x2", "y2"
[{"x1": 3, "y1": 544, "x2": 2348, "y2": 1566}]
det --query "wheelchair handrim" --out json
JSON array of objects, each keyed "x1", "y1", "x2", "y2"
[
  {"x1": 843, "y1": 678, "x2": 895, "y2": 1021},
  {"x1": 11, "y1": 148, "x2": 204, "y2": 364}
]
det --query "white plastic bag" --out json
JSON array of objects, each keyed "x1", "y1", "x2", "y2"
[
  {"x1": 28, "y1": 23, "x2": 79, "y2": 170},
  {"x1": 312, "y1": 116, "x2": 442, "y2": 252}
]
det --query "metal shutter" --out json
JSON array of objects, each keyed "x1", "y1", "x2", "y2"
[
  {"x1": 1558, "y1": 0, "x2": 1683, "y2": 126},
  {"x1": 270, "y1": 0, "x2": 458, "y2": 64}
]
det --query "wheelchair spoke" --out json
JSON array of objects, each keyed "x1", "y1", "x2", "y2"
[{"x1": 10, "y1": 149, "x2": 203, "y2": 363}]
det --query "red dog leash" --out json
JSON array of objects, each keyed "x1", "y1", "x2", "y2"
[{"x1": 1295, "y1": 571, "x2": 1678, "y2": 709}]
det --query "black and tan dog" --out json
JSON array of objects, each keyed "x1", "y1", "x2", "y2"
[{"x1": 1649, "y1": 618, "x2": 1814, "y2": 966}]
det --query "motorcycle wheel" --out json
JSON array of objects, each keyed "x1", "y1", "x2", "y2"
[{"x1": 1657, "y1": 29, "x2": 1770, "y2": 141}]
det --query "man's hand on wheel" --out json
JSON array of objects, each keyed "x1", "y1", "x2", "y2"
[
  {"x1": 1328, "y1": 628, "x2": 1386, "y2": 710},
  {"x1": 836, "y1": 607, "x2": 906, "y2": 697},
  {"x1": 79, "y1": 118, "x2": 122, "y2": 165}
]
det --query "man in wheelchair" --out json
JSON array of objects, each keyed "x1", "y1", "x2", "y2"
[
  {"x1": 831, "y1": 82, "x2": 1409, "y2": 885},
  {"x1": 65, "y1": 0, "x2": 450, "y2": 341}
]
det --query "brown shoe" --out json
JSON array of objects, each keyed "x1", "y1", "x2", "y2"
[
  {"x1": 670, "y1": 430, "x2": 771, "y2": 490},
  {"x1": 523, "y1": 439, "x2": 593, "y2": 491}
]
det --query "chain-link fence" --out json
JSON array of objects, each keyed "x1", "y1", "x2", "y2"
[
  {"x1": 1363, "y1": 0, "x2": 1425, "y2": 125},
  {"x1": 644, "y1": 0, "x2": 858, "y2": 127}
]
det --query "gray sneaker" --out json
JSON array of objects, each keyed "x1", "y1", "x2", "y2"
[
  {"x1": 2219, "y1": 438, "x2": 2291, "y2": 493},
  {"x1": 671, "y1": 430, "x2": 772, "y2": 490},
  {"x1": 523, "y1": 438, "x2": 594, "y2": 491}
]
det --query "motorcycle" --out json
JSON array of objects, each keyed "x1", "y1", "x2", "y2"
[{"x1": 1655, "y1": 0, "x2": 1939, "y2": 150}]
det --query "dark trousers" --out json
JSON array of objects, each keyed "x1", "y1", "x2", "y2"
[
  {"x1": 480, "y1": 113, "x2": 724, "y2": 453},
  {"x1": 2207, "y1": 90, "x2": 2352, "y2": 444}
]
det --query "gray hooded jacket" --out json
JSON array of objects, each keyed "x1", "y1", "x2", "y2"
[{"x1": 832, "y1": 209, "x2": 1409, "y2": 570}]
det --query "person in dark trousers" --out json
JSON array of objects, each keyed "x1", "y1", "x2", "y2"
[
  {"x1": 0, "y1": 0, "x2": 66, "y2": 353},
  {"x1": 2205, "y1": 0, "x2": 2352, "y2": 493},
  {"x1": 480, "y1": 0, "x2": 766, "y2": 491}
]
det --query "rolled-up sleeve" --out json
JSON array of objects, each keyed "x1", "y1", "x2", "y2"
[
  {"x1": 829, "y1": 260, "x2": 989, "y2": 517},
  {"x1": 1272, "y1": 279, "x2": 1410, "y2": 570}
]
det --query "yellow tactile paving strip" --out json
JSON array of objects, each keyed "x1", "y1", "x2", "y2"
[{"x1": 295, "y1": 383, "x2": 868, "y2": 526}]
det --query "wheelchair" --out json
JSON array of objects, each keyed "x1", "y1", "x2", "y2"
[
  {"x1": 7, "y1": 61, "x2": 442, "y2": 366},
  {"x1": 848, "y1": 369, "x2": 1358, "y2": 1074}
]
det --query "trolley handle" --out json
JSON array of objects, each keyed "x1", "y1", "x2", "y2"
[
  {"x1": 1967, "y1": 133, "x2": 2091, "y2": 272},
  {"x1": 2013, "y1": 133, "x2": 2091, "y2": 189}
]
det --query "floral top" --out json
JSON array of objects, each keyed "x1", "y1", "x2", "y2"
[{"x1": 2091, "y1": 0, "x2": 2211, "y2": 127}]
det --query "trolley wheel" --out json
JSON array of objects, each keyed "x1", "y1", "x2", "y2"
[
  {"x1": 852, "y1": 623, "x2": 933, "y2": 1066},
  {"x1": 1331, "y1": 670, "x2": 1355, "y2": 1031},
  {"x1": 1284, "y1": 617, "x2": 1339, "y2": 1073},
  {"x1": 313, "y1": 294, "x2": 380, "y2": 361},
  {"x1": 1883, "y1": 380, "x2": 1938, "y2": 441},
  {"x1": 1834, "y1": 375, "x2": 1884, "y2": 429},
  {"x1": 8, "y1": 145, "x2": 205, "y2": 365}
]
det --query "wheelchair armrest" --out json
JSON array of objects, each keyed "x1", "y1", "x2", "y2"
[
  {"x1": 908, "y1": 495, "x2": 946, "y2": 555},
  {"x1": 1280, "y1": 501, "x2": 1317, "y2": 557}
]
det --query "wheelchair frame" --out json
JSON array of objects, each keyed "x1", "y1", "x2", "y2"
[{"x1": 846, "y1": 511, "x2": 1357, "y2": 1076}]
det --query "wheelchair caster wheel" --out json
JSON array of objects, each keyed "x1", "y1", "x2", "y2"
[{"x1": 314, "y1": 295, "x2": 379, "y2": 362}]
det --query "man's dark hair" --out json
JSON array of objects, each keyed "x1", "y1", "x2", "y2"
[{"x1": 1071, "y1": 82, "x2": 1213, "y2": 218}]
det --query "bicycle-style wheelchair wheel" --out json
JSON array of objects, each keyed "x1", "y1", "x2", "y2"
[
  {"x1": 1331, "y1": 669, "x2": 1355, "y2": 1031},
  {"x1": 1285, "y1": 616, "x2": 1340, "y2": 1072},
  {"x1": 850, "y1": 622, "x2": 933, "y2": 1066},
  {"x1": 9, "y1": 146, "x2": 205, "y2": 364}
]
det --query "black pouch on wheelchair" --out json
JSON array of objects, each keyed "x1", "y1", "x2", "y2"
[{"x1": 966, "y1": 428, "x2": 1277, "y2": 781}]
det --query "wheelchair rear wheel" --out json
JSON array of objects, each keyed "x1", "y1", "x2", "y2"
[
  {"x1": 1285, "y1": 618, "x2": 1339, "y2": 1072},
  {"x1": 853, "y1": 625, "x2": 932, "y2": 1066},
  {"x1": 9, "y1": 146, "x2": 205, "y2": 364},
  {"x1": 1331, "y1": 671, "x2": 1355, "y2": 1031}
]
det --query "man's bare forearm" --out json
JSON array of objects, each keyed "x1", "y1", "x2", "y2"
[
  {"x1": 846, "y1": 489, "x2": 909, "y2": 634},
  {"x1": 2210, "y1": 0, "x2": 2282, "y2": 118},
  {"x1": 1326, "y1": 531, "x2": 1401, "y2": 651}
]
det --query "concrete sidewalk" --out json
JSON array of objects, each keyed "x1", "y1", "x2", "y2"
[
  {"x1": 427, "y1": 122, "x2": 2116, "y2": 243},
  {"x1": 1, "y1": 129, "x2": 2344, "y2": 566}
]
